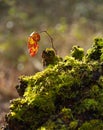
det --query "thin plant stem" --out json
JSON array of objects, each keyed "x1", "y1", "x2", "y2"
[{"x1": 40, "y1": 30, "x2": 57, "y2": 54}]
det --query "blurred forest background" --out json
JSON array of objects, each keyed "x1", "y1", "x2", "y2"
[{"x1": 0, "y1": 0, "x2": 103, "y2": 127}]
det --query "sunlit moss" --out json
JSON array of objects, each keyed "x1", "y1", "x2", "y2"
[
  {"x1": 3, "y1": 38, "x2": 103, "y2": 130},
  {"x1": 69, "y1": 120, "x2": 78, "y2": 129},
  {"x1": 78, "y1": 120, "x2": 103, "y2": 130},
  {"x1": 71, "y1": 45, "x2": 84, "y2": 60},
  {"x1": 86, "y1": 38, "x2": 103, "y2": 61}
]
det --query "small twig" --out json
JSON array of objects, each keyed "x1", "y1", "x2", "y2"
[{"x1": 40, "y1": 30, "x2": 57, "y2": 54}]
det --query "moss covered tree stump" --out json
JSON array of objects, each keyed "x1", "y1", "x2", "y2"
[{"x1": 3, "y1": 38, "x2": 103, "y2": 130}]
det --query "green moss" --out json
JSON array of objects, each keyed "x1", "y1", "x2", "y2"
[
  {"x1": 86, "y1": 38, "x2": 103, "y2": 61},
  {"x1": 78, "y1": 120, "x2": 103, "y2": 130},
  {"x1": 42, "y1": 48, "x2": 62, "y2": 67},
  {"x1": 69, "y1": 120, "x2": 78, "y2": 129},
  {"x1": 80, "y1": 98, "x2": 98, "y2": 112},
  {"x1": 71, "y1": 45, "x2": 84, "y2": 60},
  {"x1": 3, "y1": 38, "x2": 103, "y2": 130}
]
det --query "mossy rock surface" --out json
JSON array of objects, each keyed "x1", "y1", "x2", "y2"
[{"x1": 3, "y1": 38, "x2": 103, "y2": 130}]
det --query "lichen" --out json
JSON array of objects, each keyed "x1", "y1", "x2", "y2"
[{"x1": 3, "y1": 38, "x2": 103, "y2": 130}]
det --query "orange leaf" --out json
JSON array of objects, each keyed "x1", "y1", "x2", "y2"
[
  {"x1": 27, "y1": 32, "x2": 40, "y2": 57},
  {"x1": 28, "y1": 39, "x2": 37, "y2": 49},
  {"x1": 28, "y1": 37, "x2": 37, "y2": 45},
  {"x1": 30, "y1": 32, "x2": 40, "y2": 42},
  {"x1": 29, "y1": 44, "x2": 39, "y2": 57}
]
